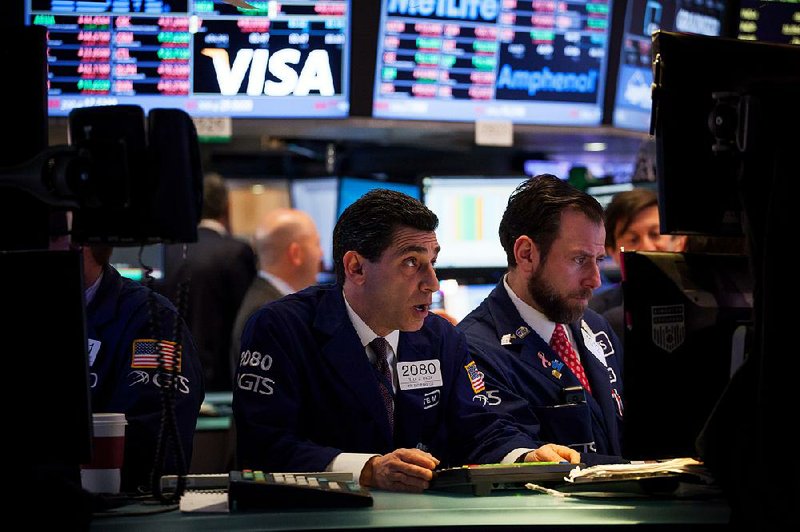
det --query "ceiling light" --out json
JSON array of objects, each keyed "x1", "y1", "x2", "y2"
[{"x1": 583, "y1": 142, "x2": 607, "y2": 152}]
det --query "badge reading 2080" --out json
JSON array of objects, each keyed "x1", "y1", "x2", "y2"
[{"x1": 397, "y1": 360, "x2": 443, "y2": 391}]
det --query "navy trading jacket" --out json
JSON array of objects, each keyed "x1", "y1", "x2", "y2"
[
  {"x1": 233, "y1": 284, "x2": 539, "y2": 473},
  {"x1": 86, "y1": 265, "x2": 204, "y2": 492},
  {"x1": 458, "y1": 281, "x2": 625, "y2": 465}
]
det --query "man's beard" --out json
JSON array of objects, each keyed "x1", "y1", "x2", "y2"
[{"x1": 528, "y1": 267, "x2": 592, "y2": 324}]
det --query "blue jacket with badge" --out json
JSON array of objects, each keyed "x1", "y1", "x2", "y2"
[
  {"x1": 87, "y1": 265, "x2": 204, "y2": 492},
  {"x1": 233, "y1": 284, "x2": 539, "y2": 473},
  {"x1": 457, "y1": 281, "x2": 625, "y2": 464}
]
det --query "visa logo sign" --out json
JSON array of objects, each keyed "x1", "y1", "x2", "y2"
[{"x1": 201, "y1": 48, "x2": 335, "y2": 96}]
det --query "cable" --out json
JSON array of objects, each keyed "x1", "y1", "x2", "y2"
[{"x1": 140, "y1": 244, "x2": 189, "y2": 504}]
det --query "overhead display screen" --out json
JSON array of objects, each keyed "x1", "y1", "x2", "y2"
[
  {"x1": 372, "y1": 0, "x2": 614, "y2": 126},
  {"x1": 738, "y1": 0, "x2": 800, "y2": 45},
  {"x1": 25, "y1": 0, "x2": 350, "y2": 118},
  {"x1": 611, "y1": 0, "x2": 727, "y2": 131}
]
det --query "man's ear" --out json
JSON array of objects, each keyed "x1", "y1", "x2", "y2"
[
  {"x1": 287, "y1": 242, "x2": 302, "y2": 266},
  {"x1": 342, "y1": 250, "x2": 366, "y2": 285},
  {"x1": 513, "y1": 235, "x2": 540, "y2": 274}
]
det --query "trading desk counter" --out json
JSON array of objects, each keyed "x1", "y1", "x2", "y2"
[{"x1": 90, "y1": 489, "x2": 730, "y2": 530}]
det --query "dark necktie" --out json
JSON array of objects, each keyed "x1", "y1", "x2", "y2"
[
  {"x1": 550, "y1": 324, "x2": 592, "y2": 394},
  {"x1": 369, "y1": 337, "x2": 394, "y2": 434}
]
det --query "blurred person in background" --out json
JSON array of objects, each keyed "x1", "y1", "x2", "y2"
[
  {"x1": 162, "y1": 173, "x2": 256, "y2": 391},
  {"x1": 590, "y1": 188, "x2": 685, "y2": 337}
]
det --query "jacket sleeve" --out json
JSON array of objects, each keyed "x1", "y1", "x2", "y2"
[{"x1": 443, "y1": 330, "x2": 542, "y2": 465}]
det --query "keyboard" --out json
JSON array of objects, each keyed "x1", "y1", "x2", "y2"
[
  {"x1": 228, "y1": 470, "x2": 373, "y2": 511},
  {"x1": 160, "y1": 471, "x2": 355, "y2": 491},
  {"x1": 428, "y1": 462, "x2": 581, "y2": 496}
]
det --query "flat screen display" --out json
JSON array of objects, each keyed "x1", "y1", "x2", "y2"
[
  {"x1": 290, "y1": 177, "x2": 338, "y2": 272},
  {"x1": 336, "y1": 176, "x2": 421, "y2": 218},
  {"x1": 622, "y1": 250, "x2": 753, "y2": 459},
  {"x1": 611, "y1": 0, "x2": 727, "y2": 131},
  {"x1": 422, "y1": 176, "x2": 527, "y2": 268},
  {"x1": 110, "y1": 243, "x2": 165, "y2": 281},
  {"x1": 372, "y1": 0, "x2": 614, "y2": 125},
  {"x1": 585, "y1": 181, "x2": 634, "y2": 209},
  {"x1": 438, "y1": 279, "x2": 497, "y2": 322},
  {"x1": 25, "y1": 0, "x2": 350, "y2": 117},
  {"x1": 738, "y1": 0, "x2": 800, "y2": 45}
]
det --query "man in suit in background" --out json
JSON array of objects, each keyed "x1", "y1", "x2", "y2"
[
  {"x1": 230, "y1": 208, "x2": 323, "y2": 374},
  {"x1": 83, "y1": 245, "x2": 204, "y2": 492},
  {"x1": 163, "y1": 173, "x2": 256, "y2": 391}
]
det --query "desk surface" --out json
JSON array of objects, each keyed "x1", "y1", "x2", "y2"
[{"x1": 91, "y1": 489, "x2": 730, "y2": 530}]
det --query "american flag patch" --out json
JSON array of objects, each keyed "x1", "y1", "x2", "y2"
[
  {"x1": 464, "y1": 361, "x2": 485, "y2": 394},
  {"x1": 131, "y1": 339, "x2": 181, "y2": 372}
]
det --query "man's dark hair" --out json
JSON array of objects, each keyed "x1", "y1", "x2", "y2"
[
  {"x1": 201, "y1": 173, "x2": 228, "y2": 220},
  {"x1": 603, "y1": 188, "x2": 658, "y2": 249},
  {"x1": 499, "y1": 174, "x2": 604, "y2": 267},
  {"x1": 333, "y1": 189, "x2": 438, "y2": 284}
]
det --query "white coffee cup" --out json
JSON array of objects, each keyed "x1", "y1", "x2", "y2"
[{"x1": 80, "y1": 413, "x2": 127, "y2": 494}]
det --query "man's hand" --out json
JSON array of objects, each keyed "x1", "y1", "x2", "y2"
[
  {"x1": 360, "y1": 448, "x2": 440, "y2": 492},
  {"x1": 525, "y1": 444, "x2": 581, "y2": 464}
]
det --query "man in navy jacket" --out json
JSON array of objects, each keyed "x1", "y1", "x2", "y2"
[
  {"x1": 233, "y1": 189, "x2": 578, "y2": 492},
  {"x1": 84, "y1": 245, "x2": 204, "y2": 492},
  {"x1": 458, "y1": 175, "x2": 626, "y2": 465}
]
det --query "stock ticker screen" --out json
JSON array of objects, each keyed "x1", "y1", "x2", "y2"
[
  {"x1": 25, "y1": 0, "x2": 351, "y2": 118},
  {"x1": 371, "y1": 0, "x2": 614, "y2": 126},
  {"x1": 611, "y1": 0, "x2": 727, "y2": 131},
  {"x1": 738, "y1": 0, "x2": 800, "y2": 45}
]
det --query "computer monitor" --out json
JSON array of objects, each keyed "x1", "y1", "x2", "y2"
[
  {"x1": 110, "y1": 244, "x2": 165, "y2": 282},
  {"x1": 621, "y1": 250, "x2": 753, "y2": 460},
  {"x1": 422, "y1": 176, "x2": 525, "y2": 272},
  {"x1": 737, "y1": 0, "x2": 800, "y2": 45},
  {"x1": 438, "y1": 279, "x2": 496, "y2": 323},
  {"x1": 24, "y1": 0, "x2": 351, "y2": 118},
  {"x1": 336, "y1": 176, "x2": 421, "y2": 218},
  {"x1": 371, "y1": 0, "x2": 613, "y2": 125},
  {"x1": 290, "y1": 177, "x2": 338, "y2": 273},
  {"x1": 611, "y1": 0, "x2": 728, "y2": 131},
  {"x1": 585, "y1": 182, "x2": 634, "y2": 210},
  {"x1": 651, "y1": 31, "x2": 800, "y2": 235}
]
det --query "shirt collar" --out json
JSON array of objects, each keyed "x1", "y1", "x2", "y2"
[
  {"x1": 342, "y1": 291, "x2": 400, "y2": 355},
  {"x1": 503, "y1": 274, "x2": 566, "y2": 344},
  {"x1": 258, "y1": 270, "x2": 294, "y2": 296},
  {"x1": 85, "y1": 270, "x2": 103, "y2": 307},
  {"x1": 198, "y1": 218, "x2": 228, "y2": 236}
]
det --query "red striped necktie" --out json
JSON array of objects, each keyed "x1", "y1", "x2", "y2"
[{"x1": 550, "y1": 324, "x2": 592, "y2": 394}]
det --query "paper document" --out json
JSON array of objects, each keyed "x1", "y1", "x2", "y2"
[
  {"x1": 564, "y1": 457, "x2": 713, "y2": 483},
  {"x1": 180, "y1": 491, "x2": 229, "y2": 513}
]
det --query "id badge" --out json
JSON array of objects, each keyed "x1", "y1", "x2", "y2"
[{"x1": 397, "y1": 360, "x2": 443, "y2": 390}]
